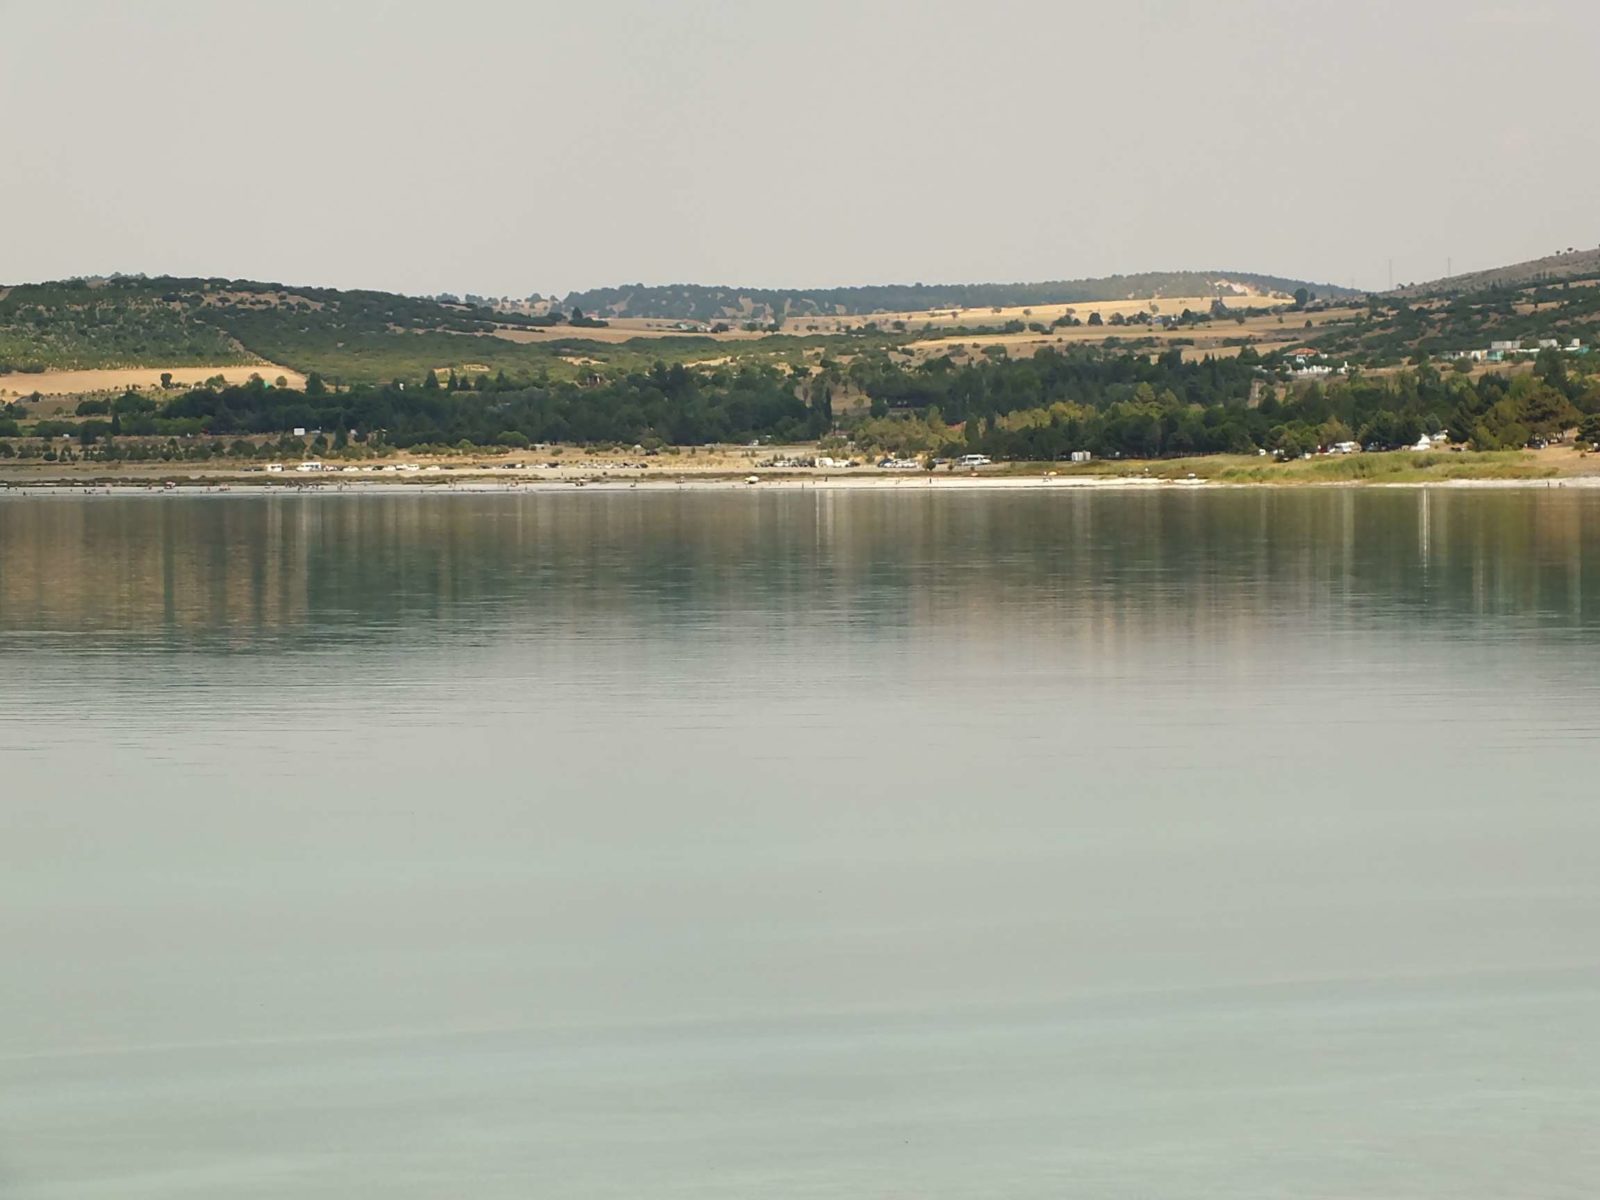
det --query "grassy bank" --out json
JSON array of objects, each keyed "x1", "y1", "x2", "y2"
[
  {"x1": 1000, "y1": 449, "x2": 1566, "y2": 484},
  {"x1": 1212, "y1": 450, "x2": 1559, "y2": 483}
]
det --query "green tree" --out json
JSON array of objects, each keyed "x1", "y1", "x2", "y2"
[
  {"x1": 1534, "y1": 347, "x2": 1571, "y2": 397},
  {"x1": 1516, "y1": 379, "x2": 1578, "y2": 438},
  {"x1": 78, "y1": 419, "x2": 110, "y2": 446}
]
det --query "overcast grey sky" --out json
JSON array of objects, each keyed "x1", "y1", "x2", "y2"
[{"x1": 2, "y1": 0, "x2": 1595, "y2": 297}]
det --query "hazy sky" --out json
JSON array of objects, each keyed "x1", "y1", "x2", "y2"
[{"x1": 3, "y1": 0, "x2": 1596, "y2": 297}]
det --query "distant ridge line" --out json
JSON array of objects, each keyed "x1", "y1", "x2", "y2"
[
  {"x1": 1393, "y1": 247, "x2": 1600, "y2": 297},
  {"x1": 562, "y1": 270, "x2": 1359, "y2": 322}
]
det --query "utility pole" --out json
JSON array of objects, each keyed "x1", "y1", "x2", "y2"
[{"x1": 1388, "y1": 258, "x2": 1394, "y2": 290}]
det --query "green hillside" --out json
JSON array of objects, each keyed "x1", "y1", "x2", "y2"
[
  {"x1": 13, "y1": 264, "x2": 1600, "y2": 388},
  {"x1": 0, "y1": 276, "x2": 567, "y2": 382},
  {"x1": 0, "y1": 275, "x2": 868, "y2": 385},
  {"x1": 1310, "y1": 271, "x2": 1600, "y2": 366},
  {"x1": 3, "y1": 270, "x2": 1362, "y2": 385},
  {"x1": 0, "y1": 280, "x2": 252, "y2": 371}
]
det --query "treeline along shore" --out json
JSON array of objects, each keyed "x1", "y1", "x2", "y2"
[{"x1": 3, "y1": 342, "x2": 1598, "y2": 474}]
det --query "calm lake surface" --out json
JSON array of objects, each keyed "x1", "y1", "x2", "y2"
[{"x1": 2, "y1": 488, "x2": 1598, "y2": 1198}]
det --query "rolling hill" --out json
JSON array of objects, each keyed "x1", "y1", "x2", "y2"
[
  {"x1": 562, "y1": 271, "x2": 1359, "y2": 322},
  {"x1": 1310, "y1": 256, "x2": 1600, "y2": 366},
  {"x1": 0, "y1": 269, "x2": 1357, "y2": 389},
  {"x1": 1393, "y1": 247, "x2": 1600, "y2": 298},
  {"x1": 0, "y1": 275, "x2": 609, "y2": 387}
]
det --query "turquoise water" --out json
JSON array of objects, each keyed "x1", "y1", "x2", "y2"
[{"x1": 2, "y1": 489, "x2": 1597, "y2": 1197}]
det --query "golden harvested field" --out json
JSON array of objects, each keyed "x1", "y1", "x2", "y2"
[
  {"x1": 0, "y1": 364, "x2": 306, "y2": 398},
  {"x1": 494, "y1": 294, "x2": 1300, "y2": 345},
  {"x1": 783, "y1": 293, "x2": 1289, "y2": 335},
  {"x1": 906, "y1": 304, "x2": 1364, "y2": 362}
]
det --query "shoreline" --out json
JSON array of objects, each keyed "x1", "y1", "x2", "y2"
[{"x1": 4, "y1": 471, "x2": 1600, "y2": 497}]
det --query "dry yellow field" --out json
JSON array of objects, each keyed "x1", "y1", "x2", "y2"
[
  {"x1": 0, "y1": 363, "x2": 306, "y2": 398},
  {"x1": 495, "y1": 292, "x2": 1298, "y2": 345},
  {"x1": 782, "y1": 292, "x2": 1291, "y2": 335},
  {"x1": 905, "y1": 303, "x2": 1363, "y2": 362}
]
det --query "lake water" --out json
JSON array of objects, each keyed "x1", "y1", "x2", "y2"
[{"x1": 2, "y1": 488, "x2": 1597, "y2": 1198}]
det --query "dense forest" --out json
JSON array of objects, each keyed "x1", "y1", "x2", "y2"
[
  {"x1": 6, "y1": 344, "x2": 1595, "y2": 465},
  {"x1": 842, "y1": 345, "x2": 1593, "y2": 459},
  {"x1": 1, "y1": 364, "x2": 816, "y2": 455},
  {"x1": 563, "y1": 272, "x2": 1357, "y2": 322}
]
